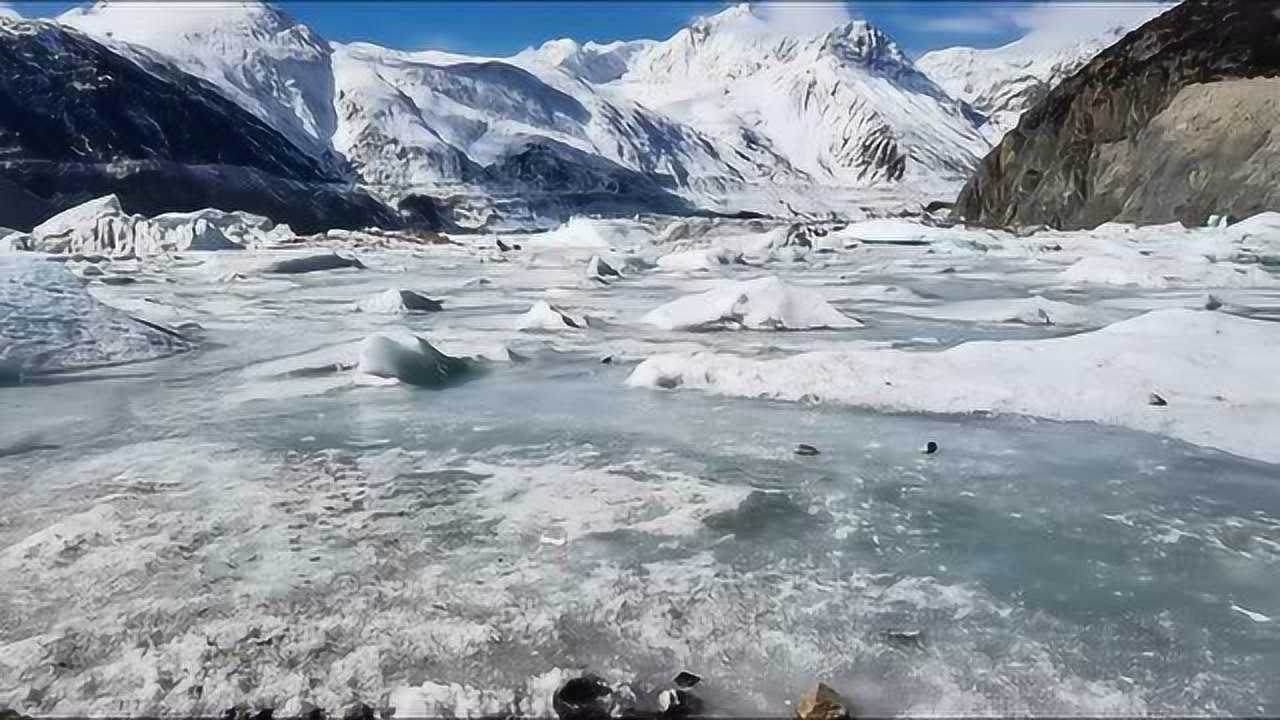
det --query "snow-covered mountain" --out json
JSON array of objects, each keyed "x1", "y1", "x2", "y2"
[
  {"x1": 51, "y1": 0, "x2": 993, "y2": 223},
  {"x1": 61, "y1": 0, "x2": 344, "y2": 172},
  {"x1": 525, "y1": 4, "x2": 990, "y2": 187},
  {"x1": 916, "y1": 10, "x2": 1167, "y2": 142}
]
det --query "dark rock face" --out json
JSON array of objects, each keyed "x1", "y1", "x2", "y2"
[
  {"x1": 954, "y1": 0, "x2": 1280, "y2": 230},
  {"x1": 0, "y1": 20, "x2": 400, "y2": 232}
]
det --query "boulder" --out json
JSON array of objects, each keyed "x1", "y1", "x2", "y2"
[{"x1": 795, "y1": 683, "x2": 851, "y2": 720}]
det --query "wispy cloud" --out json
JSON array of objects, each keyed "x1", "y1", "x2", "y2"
[
  {"x1": 1009, "y1": 2, "x2": 1172, "y2": 44},
  {"x1": 904, "y1": 1, "x2": 1172, "y2": 46},
  {"x1": 755, "y1": 1, "x2": 854, "y2": 35}
]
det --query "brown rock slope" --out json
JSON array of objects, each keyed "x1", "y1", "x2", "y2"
[{"x1": 954, "y1": 0, "x2": 1280, "y2": 230}]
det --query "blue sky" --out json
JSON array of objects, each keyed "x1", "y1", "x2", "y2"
[{"x1": 2, "y1": 1, "x2": 1168, "y2": 57}]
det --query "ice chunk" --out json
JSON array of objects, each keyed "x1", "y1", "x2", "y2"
[
  {"x1": 26, "y1": 195, "x2": 292, "y2": 256},
  {"x1": 516, "y1": 300, "x2": 585, "y2": 331},
  {"x1": 0, "y1": 254, "x2": 190, "y2": 374},
  {"x1": 655, "y1": 247, "x2": 743, "y2": 273},
  {"x1": 526, "y1": 216, "x2": 654, "y2": 249},
  {"x1": 628, "y1": 309, "x2": 1280, "y2": 463},
  {"x1": 356, "y1": 332, "x2": 476, "y2": 387},
  {"x1": 642, "y1": 276, "x2": 862, "y2": 331},
  {"x1": 264, "y1": 253, "x2": 364, "y2": 274},
  {"x1": 355, "y1": 289, "x2": 443, "y2": 313}
]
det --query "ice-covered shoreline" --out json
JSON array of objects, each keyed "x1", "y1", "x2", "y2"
[{"x1": 629, "y1": 308, "x2": 1280, "y2": 464}]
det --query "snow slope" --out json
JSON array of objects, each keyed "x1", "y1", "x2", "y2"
[{"x1": 628, "y1": 309, "x2": 1280, "y2": 464}]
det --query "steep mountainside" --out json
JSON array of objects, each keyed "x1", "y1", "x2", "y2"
[
  {"x1": 953, "y1": 0, "x2": 1280, "y2": 230},
  {"x1": 917, "y1": 24, "x2": 1145, "y2": 142},
  {"x1": 0, "y1": 19, "x2": 397, "y2": 231},
  {"x1": 61, "y1": 0, "x2": 345, "y2": 172}
]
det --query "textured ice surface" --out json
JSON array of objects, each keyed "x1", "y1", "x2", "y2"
[
  {"x1": 2, "y1": 213, "x2": 1279, "y2": 716},
  {"x1": 0, "y1": 254, "x2": 190, "y2": 374}
]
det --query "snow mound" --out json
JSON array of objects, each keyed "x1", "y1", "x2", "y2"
[
  {"x1": 628, "y1": 308, "x2": 1280, "y2": 464},
  {"x1": 1060, "y1": 255, "x2": 1279, "y2": 289},
  {"x1": 833, "y1": 218, "x2": 935, "y2": 245},
  {"x1": 356, "y1": 332, "x2": 476, "y2": 388},
  {"x1": 842, "y1": 284, "x2": 930, "y2": 303},
  {"x1": 655, "y1": 247, "x2": 743, "y2": 273},
  {"x1": 355, "y1": 289, "x2": 443, "y2": 313},
  {"x1": 516, "y1": 300, "x2": 586, "y2": 331},
  {"x1": 906, "y1": 296, "x2": 1097, "y2": 326},
  {"x1": 27, "y1": 195, "x2": 293, "y2": 256},
  {"x1": 642, "y1": 276, "x2": 862, "y2": 331},
  {"x1": 0, "y1": 254, "x2": 190, "y2": 375},
  {"x1": 526, "y1": 217, "x2": 654, "y2": 249}
]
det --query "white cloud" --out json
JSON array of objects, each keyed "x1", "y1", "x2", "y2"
[
  {"x1": 0, "y1": 2, "x2": 22, "y2": 19},
  {"x1": 908, "y1": 1, "x2": 1173, "y2": 48},
  {"x1": 1010, "y1": 2, "x2": 1172, "y2": 45},
  {"x1": 755, "y1": 1, "x2": 854, "y2": 35}
]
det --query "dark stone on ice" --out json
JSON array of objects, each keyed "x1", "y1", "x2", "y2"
[
  {"x1": 496, "y1": 239, "x2": 512, "y2": 252},
  {"x1": 882, "y1": 628, "x2": 926, "y2": 651},
  {"x1": 398, "y1": 290, "x2": 444, "y2": 312},
  {"x1": 924, "y1": 441, "x2": 939, "y2": 455},
  {"x1": 673, "y1": 671, "x2": 702, "y2": 689},
  {"x1": 1149, "y1": 393, "x2": 1168, "y2": 407},
  {"x1": 657, "y1": 688, "x2": 704, "y2": 717},
  {"x1": 796, "y1": 443, "x2": 821, "y2": 456},
  {"x1": 553, "y1": 674, "x2": 613, "y2": 720}
]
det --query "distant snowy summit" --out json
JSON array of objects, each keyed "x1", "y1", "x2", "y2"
[{"x1": 917, "y1": 21, "x2": 1156, "y2": 143}]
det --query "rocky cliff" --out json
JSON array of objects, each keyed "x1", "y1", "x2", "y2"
[{"x1": 954, "y1": 0, "x2": 1280, "y2": 230}]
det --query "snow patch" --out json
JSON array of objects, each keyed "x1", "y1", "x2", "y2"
[
  {"x1": 629, "y1": 309, "x2": 1280, "y2": 463},
  {"x1": 642, "y1": 276, "x2": 862, "y2": 331}
]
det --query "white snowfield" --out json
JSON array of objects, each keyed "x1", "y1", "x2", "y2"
[
  {"x1": 642, "y1": 276, "x2": 862, "y2": 331},
  {"x1": 629, "y1": 309, "x2": 1280, "y2": 464}
]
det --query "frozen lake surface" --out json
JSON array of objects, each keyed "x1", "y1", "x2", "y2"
[{"x1": 2, "y1": 216, "x2": 1279, "y2": 716}]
